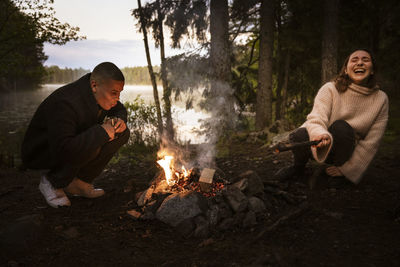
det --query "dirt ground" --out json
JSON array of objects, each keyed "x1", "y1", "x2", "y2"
[{"x1": 1, "y1": 136, "x2": 400, "y2": 266}]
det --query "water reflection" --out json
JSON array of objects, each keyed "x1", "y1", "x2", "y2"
[{"x1": 0, "y1": 84, "x2": 209, "y2": 155}]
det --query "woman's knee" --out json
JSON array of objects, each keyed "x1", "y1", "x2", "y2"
[
  {"x1": 329, "y1": 120, "x2": 354, "y2": 139},
  {"x1": 289, "y1": 127, "x2": 309, "y2": 143}
]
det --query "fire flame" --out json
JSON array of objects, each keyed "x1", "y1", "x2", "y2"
[
  {"x1": 182, "y1": 166, "x2": 189, "y2": 179},
  {"x1": 156, "y1": 155, "x2": 191, "y2": 186},
  {"x1": 157, "y1": 156, "x2": 174, "y2": 186}
]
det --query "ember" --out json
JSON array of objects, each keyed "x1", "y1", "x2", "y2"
[{"x1": 156, "y1": 155, "x2": 225, "y2": 197}]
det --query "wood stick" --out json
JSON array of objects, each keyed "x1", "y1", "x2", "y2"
[{"x1": 251, "y1": 202, "x2": 309, "y2": 243}]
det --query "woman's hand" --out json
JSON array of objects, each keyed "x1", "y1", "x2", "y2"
[
  {"x1": 313, "y1": 134, "x2": 331, "y2": 148},
  {"x1": 326, "y1": 166, "x2": 343, "y2": 177}
]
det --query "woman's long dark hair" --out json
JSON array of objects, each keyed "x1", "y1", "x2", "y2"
[{"x1": 334, "y1": 48, "x2": 378, "y2": 92}]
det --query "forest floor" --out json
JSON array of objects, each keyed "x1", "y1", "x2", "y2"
[{"x1": 1, "y1": 129, "x2": 400, "y2": 266}]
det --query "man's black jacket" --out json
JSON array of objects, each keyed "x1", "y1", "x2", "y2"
[{"x1": 21, "y1": 73, "x2": 127, "y2": 169}]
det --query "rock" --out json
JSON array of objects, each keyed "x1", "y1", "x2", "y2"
[
  {"x1": 137, "y1": 186, "x2": 155, "y2": 206},
  {"x1": 218, "y1": 201, "x2": 233, "y2": 219},
  {"x1": 223, "y1": 186, "x2": 248, "y2": 213},
  {"x1": 126, "y1": 210, "x2": 142, "y2": 220},
  {"x1": 248, "y1": 197, "x2": 267, "y2": 213},
  {"x1": 194, "y1": 216, "x2": 209, "y2": 238},
  {"x1": 143, "y1": 193, "x2": 170, "y2": 214},
  {"x1": 238, "y1": 170, "x2": 264, "y2": 196},
  {"x1": 175, "y1": 218, "x2": 195, "y2": 238},
  {"x1": 218, "y1": 218, "x2": 235, "y2": 231},
  {"x1": 242, "y1": 211, "x2": 257, "y2": 228},
  {"x1": 141, "y1": 211, "x2": 155, "y2": 220},
  {"x1": 232, "y1": 178, "x2": 248, "y2": 192},
  {"x1": 214, "y1": 194, "x2": 225, "y2": 203},
  {"x1": 156, "y1": 191, "x2": 208, "y2": 227},
  {"x1": 207, "y1": 205, "x2": 221, "y2": 227},
  {"x1": 233, "y1": 212, "x2": 247, "y2": 226}
]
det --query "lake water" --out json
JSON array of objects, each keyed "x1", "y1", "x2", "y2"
[{"x1": 0, "y1": 84, "x2": 210, "y2": 156}]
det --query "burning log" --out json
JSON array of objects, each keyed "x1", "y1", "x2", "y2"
[{"x1": 199, "y1": 168, "x2": 215, "y2": 192}]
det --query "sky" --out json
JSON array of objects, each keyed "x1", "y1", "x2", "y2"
[{"x1": 44, "y1": 0, "x2": 183, "y2": 70}]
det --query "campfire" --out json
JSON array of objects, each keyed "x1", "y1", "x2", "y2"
[
  {"x1": 156, "y1": 155, "x2": 225, "y2": 198},
  {"x1": 127, "y1": 149, "x2": 306, "y2": 239}
]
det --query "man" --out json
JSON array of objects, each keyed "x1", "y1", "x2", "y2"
[{"x1": 21, "y1": 62, "x2": 130, "y2": 208}]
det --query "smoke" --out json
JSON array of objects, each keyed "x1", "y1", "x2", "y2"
[
  {"x1": 196, "y1": 79, "x2": 237, "y2": 168},
  {"x1": 160, "y1": 53, "x2": 237, "y2": 169},
  {"x1": 157, "y1": 135, "x2": 192, "y2": 169}
]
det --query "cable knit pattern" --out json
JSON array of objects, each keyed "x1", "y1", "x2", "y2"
[{"x1": 301, "y1": 82, "x2": 389, "y2": 184}]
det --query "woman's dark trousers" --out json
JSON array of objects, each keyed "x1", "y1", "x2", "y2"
[{"x1": 281, "y1": 120, "x2": 356, "y2": 177}]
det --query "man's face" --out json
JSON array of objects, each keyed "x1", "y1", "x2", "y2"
[{"x1": 91, "y1": 79, "x2": 124, "y2": 110}]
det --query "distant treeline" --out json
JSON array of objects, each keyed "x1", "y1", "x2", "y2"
[
  {"x1": 121, "y1": 66, "x2": 160, "y2": 85},
  {"x1": 44, "y1": 66, "x2": 90, "y2": 84},
  {"x1": 44, "y1": 66, "x2": 160, "y2": 85}
]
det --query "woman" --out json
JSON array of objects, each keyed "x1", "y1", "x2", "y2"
[{"x1": 276, "y1": 49, "x2": 389, "y2": 185}]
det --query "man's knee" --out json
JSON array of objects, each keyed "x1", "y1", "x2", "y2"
[
  {"x1": 108, "y1": 128, "x2": 130, "y2": 150},
  {"x1": 118, "y1": 128, "x2": 130, "y2": 145}
]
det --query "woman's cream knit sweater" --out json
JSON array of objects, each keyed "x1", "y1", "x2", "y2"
[{"x1": 302, "y1": 82, "x2": 389, "y2": 184}]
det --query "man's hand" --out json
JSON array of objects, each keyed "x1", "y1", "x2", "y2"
[
  {"x1": 326, "y1": 166, "x2": 343, "y2": 177},
  {"x1": 101, "y1": 121, "x2": 115, "y2": 141},
  {"x1": 313, "y1": 134, "x2": 331, "y2": 148},
  {"x1": 113, "y1": 118, "x2": 127, "y2": 133}
]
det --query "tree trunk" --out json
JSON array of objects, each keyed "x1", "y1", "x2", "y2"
[
  {"x1": 370, "y1": 1, "x2": 380, "y2": 56},
  {"x1": 209, "y1": 0, "x2": 233, "y2": 127},
  {"x1": 321, "y1": 0, "x2": 338, "y2": 84},
  {"x1": 256, "y1": 0, "x2": 274, "y2": 130},
  {"x1": 137, "y1": 0, "x2": 163, "y2": 136},
  {"x1": 275, "y1": 8, "x2": 283, "y2": 122},
  {"x1": 281, "y1": 51, "x2": 290, "y2": 120},
  {"x1": 157, "y1": 0, "x2": 174, "y2": 141}
]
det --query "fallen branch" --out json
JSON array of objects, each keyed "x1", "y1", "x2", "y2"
[
  {"x1": 264, "y1": 186, "x2": 301, "y2": 204},
  {"x1": 251, "y1": 202, "x2": 309, "y2": 243}
]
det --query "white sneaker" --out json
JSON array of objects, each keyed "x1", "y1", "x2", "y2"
[{"x1": 39, "y1": 175, "x2": 71, "y2": 208}]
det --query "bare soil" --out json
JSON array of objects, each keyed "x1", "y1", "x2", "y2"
[{"x1": 1, "y1": 137, "x2": 400, "y2": 266}]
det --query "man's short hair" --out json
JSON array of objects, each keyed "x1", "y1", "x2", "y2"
[{"x1": 91, "y1": 62, "x2": 125, "y2": 83}]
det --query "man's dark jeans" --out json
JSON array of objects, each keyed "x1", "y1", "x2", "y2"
[
  {"x1": 47, "y1": 129, "x2": 130, "y2": 188},
  {"x1": 290, "y1": 120, "x2": 355, "y2": 168}
]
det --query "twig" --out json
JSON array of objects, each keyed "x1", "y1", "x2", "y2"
[
  {"x1": 251, "y1": 202, "x2": 309, "y2": 243},
  {"x1": 264, "y1": 186, "x2": 299, "y2": 204}
]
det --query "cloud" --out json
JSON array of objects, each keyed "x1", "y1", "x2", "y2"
[{"x1": 44, "y1": 39, "x2": 182, "y2": 69}]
